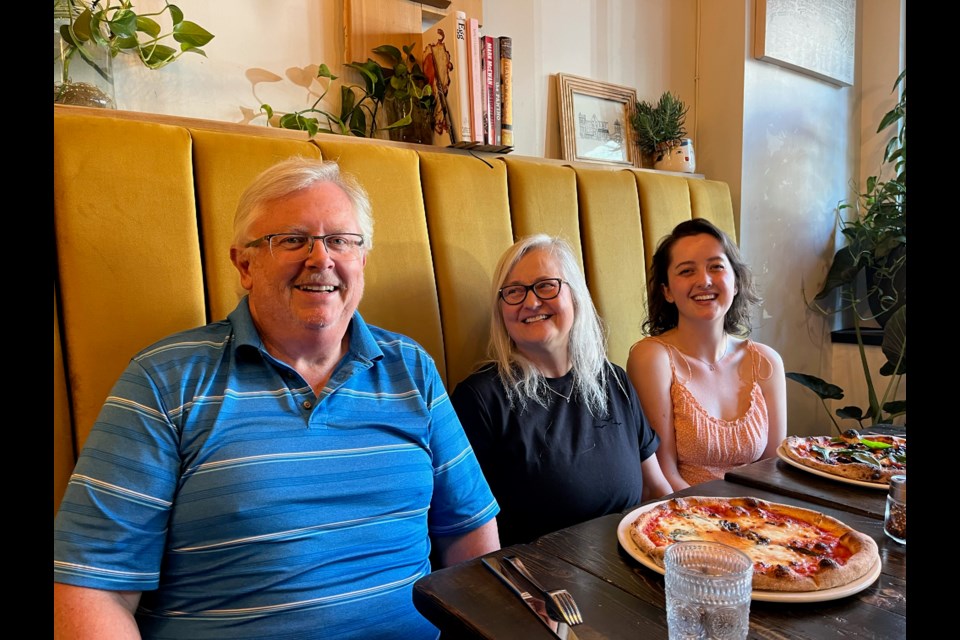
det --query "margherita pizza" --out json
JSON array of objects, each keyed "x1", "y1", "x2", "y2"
[
  {"x1": 780, "y1": 430, "x2": 906, "y2": 484},
  {"x1": 629, "y1": 496, "x2": 879, "y2": 592}
]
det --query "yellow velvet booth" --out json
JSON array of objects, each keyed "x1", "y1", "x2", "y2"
[{"x1": 53, "y1": 105, "x2": 737, "y2": 515}]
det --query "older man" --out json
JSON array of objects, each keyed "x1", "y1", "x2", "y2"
[{"x1": 54, "y1": 158, "x2": 500, "y2": 639}]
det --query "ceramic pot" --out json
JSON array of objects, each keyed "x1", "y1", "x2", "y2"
[{"x1": 654, "y1": 138, "x2": 696, "y2": 173}]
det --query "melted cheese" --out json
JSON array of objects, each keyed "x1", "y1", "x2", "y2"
[{"x1": 643, "y1": 503, "x2": 850, "y2": 575}]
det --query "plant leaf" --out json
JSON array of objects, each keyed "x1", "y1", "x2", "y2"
[
  {"x1": 72, "y1": 9, "x2": 94, "y2": 43},
  {"x1": 813, "y1": 246, "x2": 862, "y2": 300},
  {"x1": 59, "y1": 24, "x2": 83, "y2": 48},
  {"x1": 278, "y1": 113, "x2": 319, "y2": 137},
  {"x1": 339, "y1": 86, "x2": 357, "y2": 121},
  {"x1": 260, "y1": 104, "x2": 274, "y2": 119},
  {"x1": 168, "y1": 4, "x2": 185, "y2": 26},
  {"x1": 113, "y1": 34, "x2": 140, "y2": 52},
  {"x1": 882, "y1": 400, "x2": 906, "y2": 415},
  {"x1": 836, "y1": 406, "x2": 865, "y2": 420},
  {"x1": 785, "y1": 372, "x2": 844, "y2": 400},
  {"x1": 881, "y1": 305, "x2": 906, "y2": 374},
  {"x1": 136, "y1": 17, "x2": 161, "y2": 38},
  {"x1": 173, "y1": 21, "x2": 215, "y2": 47},
  {"x1": 317, "y1": 64, "x2": 338, "y2": 81},
  {"x1": 141, "y1": 44, "x2": 178, "y2": 67},
  {"x1": 372, "y1": 44, "x2": 402, "y2": 65},
  {"x1": 349, "y1": 108, "x2": 368, "y2": 137},
  {"x1": 108, "y1": 10, "x2": 139, "y2": 38}
]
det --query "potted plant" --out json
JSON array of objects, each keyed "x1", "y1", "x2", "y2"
[
  {"x1": 54, "y1": 1, "x2": 214, "y2": 108},
  {"x1": 631, "y1": 91, "x2": 692, "y2": 171},
  {"x1": 787, "y1": 69, "x2": 906, "y2": 434},
  {"x1": 260, "y1": 43, "x2": 435, "y2": 142}
]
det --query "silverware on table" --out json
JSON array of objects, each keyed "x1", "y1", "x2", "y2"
[
  {"x1": 503, "y1": 555, "x2": 584, "y2": 626},
  {"x1": 481, "y1": 557, "x2": 581, "y2": 639}
]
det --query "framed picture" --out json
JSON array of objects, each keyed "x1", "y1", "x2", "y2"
[
  {"x1": 753, "y1": 0, "x2": 855, "y2": 87},
  {"x1": 556, "y1": 73, "x2": 639, "y2": 167}
]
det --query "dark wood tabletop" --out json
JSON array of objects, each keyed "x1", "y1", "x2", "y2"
[
  {"x1": 723, "y1": 457, "x2": 889, "y2": 520},
  {"x1": 413, "y1": 460, "x2": 907, "y2": 639}
]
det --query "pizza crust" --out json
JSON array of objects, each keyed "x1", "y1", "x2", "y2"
[
  {"x1": 781, "y1": 435, "x2": 906, "y2": 484},
  {"x1": 629, "y1": 496, "x2": 879, "y2": 592}
]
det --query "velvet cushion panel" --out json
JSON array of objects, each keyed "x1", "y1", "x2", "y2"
[
  {"x1": 502, "y1": 158, "x2": 584, "y2": 270},
  {"x1": 573, "y1": 167, "x2": 647, "y2": 369},
  {"x1": 53, "y1": 114, "x2": 206, "y2": 456},
  {"x1": 689, "y1": 178, "x2": 737, "y2": 243},
  {"x1": 419, "y1": 151, "x2": 514, "y2": 391},
  {"x1": 633, "y1": 171, "x2": 695, "y2": 273}
]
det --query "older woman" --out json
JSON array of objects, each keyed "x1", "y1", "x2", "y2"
[
  {"x1": 627, "y1": 219, "x2": 787, "y2": 491},
  {"x1": 451, "y1": 234, "x2": 672, "y2": 546}
]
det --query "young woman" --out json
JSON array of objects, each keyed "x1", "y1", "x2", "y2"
[
  {"x1": 451, "y1": 234, "x2": 672, "y2": 546},
  {"x1": 627, "y1": 219, "x2": 787, "y2": 491}
]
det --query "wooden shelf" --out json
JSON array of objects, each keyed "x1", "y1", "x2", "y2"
[{"x1": 344, "y1": 0, "x2": 482, "y2": 62}]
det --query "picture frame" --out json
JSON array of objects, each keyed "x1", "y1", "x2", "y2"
[
  {"x1": 556, "y1": 73, "x2": 639, "y2": 167},
  {"x1": 753, "y1": 0, "x2": 855, "y2": 87}
]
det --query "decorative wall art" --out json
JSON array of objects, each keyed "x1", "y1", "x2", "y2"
[
  {"x1": 556, "y1": 73, "x2": 639, "y2": 167},
  {"x1": 754, "y1": 0, "x2": 856, "y2": 87}
]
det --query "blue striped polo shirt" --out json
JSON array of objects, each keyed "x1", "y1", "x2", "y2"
[{"x1": 54, "y1": 297, "x2": 499, "y2": 639}]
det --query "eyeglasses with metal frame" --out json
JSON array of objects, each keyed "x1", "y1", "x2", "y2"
[
  {"x1": 245, "y1": 233, "x2": 366, "y2": 262},
  {"x1": 498, "y1": 278, "x2": 565, "y2": 305}
]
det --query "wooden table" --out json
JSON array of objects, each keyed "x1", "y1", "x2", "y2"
[
  {"x1": 724, "y1": 457, "x2": 889, "y2": 520},
  {"x1": 413, "y1": 462, "x2": 907, "y2": 639}
]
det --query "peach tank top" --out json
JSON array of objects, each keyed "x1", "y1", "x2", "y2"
[{"x1": 651, "y1": 338, "x2": 769, "y2": 486}]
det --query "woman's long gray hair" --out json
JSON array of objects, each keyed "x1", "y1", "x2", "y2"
[{"x1": 486, "y1": 234, "x2": 618, "y2": 416}]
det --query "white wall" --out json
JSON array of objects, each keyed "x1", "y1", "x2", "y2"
[{"x1": 94, "y1": 0, "x2": 904, "y2": 436}]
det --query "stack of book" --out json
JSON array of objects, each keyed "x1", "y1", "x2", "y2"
[{"x1": 422, "y1": 10, "x2": 513, "y2": 152}]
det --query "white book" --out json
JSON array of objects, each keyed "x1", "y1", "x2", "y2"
[{"x1": 455, "y1": 11, "x2": 472, "y2": 143}]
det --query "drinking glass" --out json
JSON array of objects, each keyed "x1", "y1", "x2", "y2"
[{"x1": 664, "y1": 541, "x2": 753, "y2": 640}]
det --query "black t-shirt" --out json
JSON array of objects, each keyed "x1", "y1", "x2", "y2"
[{"x1": 450, "y1": 363, "x2": 660, "y2": 546}]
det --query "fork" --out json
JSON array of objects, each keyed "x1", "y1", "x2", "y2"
[{"x1": 503, "y1": 556, "x2": 583, "y2": 626}]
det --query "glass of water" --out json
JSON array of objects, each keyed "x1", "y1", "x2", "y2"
[{"x1": 664, "y1": 541, "x2": 753, "y2": 640}]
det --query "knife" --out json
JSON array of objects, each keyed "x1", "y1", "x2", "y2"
[{"x1": 482, "y1": 557, "x2": 580, "y2": 639}]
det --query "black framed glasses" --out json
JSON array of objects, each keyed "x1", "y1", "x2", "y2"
[
  {"x1": 498, "y1": 278, "x2": 565, "y2": 305},
  {"x1": 245, "y1": 233, "x2": 365, "y2": 262}
]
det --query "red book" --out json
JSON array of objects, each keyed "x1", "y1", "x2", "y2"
[{"x1": 483, "y1": 35, "x2": 496, "y2": 146}]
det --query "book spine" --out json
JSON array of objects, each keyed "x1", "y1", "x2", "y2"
[
  {"x1": 467, "y1": 17, "x2": 483, "y2": 143},
  {"x1": 492, "y1": 38, "x2": 502, "y2": 146},
  {"x1": 499, "y1": 36, "x2": 513, "y2": 147},
  {"x1": 483, "y1": 35, "x2": 495, "y2": 145},
  {"x1": 454, "y1": 11, "x2": 471, "y2": 143},
  {"x1": 422, "y1": 14, "x2": 457, "y2": 146}
]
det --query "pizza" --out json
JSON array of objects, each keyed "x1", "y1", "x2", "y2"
[
  {"x1": 629, "y1": 496, "x2": 879, "y2": 592},
  {"x1": 780, "y1": 429, "x2": 906, "y2": 484}
]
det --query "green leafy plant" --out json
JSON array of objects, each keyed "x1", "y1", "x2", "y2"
[
  {"x1": 631, "y1": 91, "x2": 689, "y2": 157},
  {"x1": 55, "y1": 0, "x2": 214, "y2": 83},
  {"x1": 260, "y1": 43, "x2": 434, "y2": 140},
  {"x1": 787, "y1": 69, "x2": 906, "y2": 433}
]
